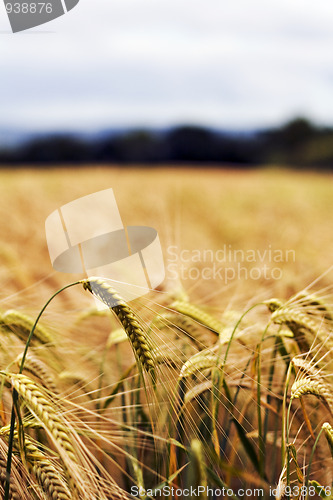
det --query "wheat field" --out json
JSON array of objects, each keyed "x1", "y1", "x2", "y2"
[{"x1": 0, "y1": 166, "x2": 333, "y2": 499}]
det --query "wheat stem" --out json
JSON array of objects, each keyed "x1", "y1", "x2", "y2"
[{"x1": 4, "y1": 280, "x2": 83, "y2": 500}]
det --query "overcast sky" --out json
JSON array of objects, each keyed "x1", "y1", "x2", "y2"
[{"x1": 1, "y1": 0, "x2": 333, "y2": 134}]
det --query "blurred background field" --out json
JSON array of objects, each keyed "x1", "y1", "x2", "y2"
[
  {"x1": 0, "y1": 166, "x2": 332, "y2": 315},
  {"x1": 1, "y1": 165, "x2": 333, "y2": 498}
]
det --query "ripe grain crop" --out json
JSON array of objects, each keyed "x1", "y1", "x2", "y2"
[{"x1": 0, "y1": 167, "x2": 333, "y2": 499}]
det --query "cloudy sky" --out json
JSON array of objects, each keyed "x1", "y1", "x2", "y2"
[{"x1": 1, "y1": 0, "x2": 333, "y2": 135}]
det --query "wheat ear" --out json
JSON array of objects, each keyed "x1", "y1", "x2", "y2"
[
  {"x1": 22, "y1": 436, "x2": 71, "y2": 500},
  {"x1": 322, "y1": 422, "x2": 333, "y2": 458},
  {"x1": 271, "y1": 308, "x2": 317, "y2": 352},
  {"x1": 15, "y1": 354, "x2": 58, "y2": 393},
  {"x1": 30, "y1": 459, "x2": 71, "y2": 500},
  {"x1": 291, "y1": 378, "x2": 333, "y2": 416},
  {"x1": 0, "y1": 310, "x2": 54, "y2": 345},
  {"x1": 8, "y1": 430, "x2": 71, "y2": 500},
  {"x1": 170, "y1": 300, "x2": 223, "y2": 334},
  {"x1": 4, "y1": 373, "x2": 76, "y2": 462},
  {"x1": 264, "y1": 298, "x2": 284, "y2": 312},
  {"x1": 82, "y1": 278, "x2": 156, "y2": 382},
  {"x1": 152, "y1": 312, "x2": 204, "y2": 348},
  {"x1": 0, "y1": 453, "x2": 20, "y2": 500},
  {"x1": 298, "y1": 292, "x2": 333, "y2": 321},
  {"x1": 291, "y1": 358, "x2": 333, "y2": 416},
  {"x1": 291, "y1": 357, "x2": 322, "y2": 378},
  {"x1": 180, "y1": 351, "x2": 219, "y2": 379}
]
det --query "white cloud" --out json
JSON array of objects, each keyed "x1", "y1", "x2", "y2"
[{"x1": 1, "y1": 0, "x2": 333, "y2": 131}]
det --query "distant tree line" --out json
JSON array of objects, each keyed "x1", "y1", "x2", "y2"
[{"x1": 1, "y1": 117, "x2": 333, "y2": 168}]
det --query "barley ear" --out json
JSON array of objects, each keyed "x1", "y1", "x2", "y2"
[
  {"x1": 322, "y1": 422, "x2": 333, "y2": 458},
  {"x1": 170, "y1": 301, "x2": 223, "y2": 334},
  {"x1": 83, "y1": 278, "x2": 156, "y2": 383},
  {"x1": 291, "y1": 378, "x2": 333, "y2": 416}
]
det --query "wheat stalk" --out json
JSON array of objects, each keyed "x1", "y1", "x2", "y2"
[
  {"x1": 190, "y1": 439, "x2": 207, "y2": 499},
  {"x1": 0, "y1": 421, "x2": 42, "y2": 437}
]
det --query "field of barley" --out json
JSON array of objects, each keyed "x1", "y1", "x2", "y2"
[{"x1": 0, "y1": 166, "x2": 333, "y2": 499}]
